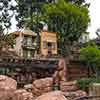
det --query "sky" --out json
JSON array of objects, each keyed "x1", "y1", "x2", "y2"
[
  {"x1": 10, "y1": 0, "x2": 100, "y2": 39},
  {"x1": 87, "y1": 0, "x2": 100, "y2": 39}
]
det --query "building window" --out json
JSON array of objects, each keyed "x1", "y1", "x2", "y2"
[
  {"x1": 43, "y1": 41, "x2": 56, "y2": 49},
  {"x1": 43, "y1": 41, "x2": 47, "y2": 48},
  {"x1": 23, "y1": 50, "x2": 34, "y2": 58},
  {"x1": 23, "y1": 37, "x2": 33, "y2": 46},
  {"x1": 52, "y1": 42, "x2": 56, "y2": 49}
]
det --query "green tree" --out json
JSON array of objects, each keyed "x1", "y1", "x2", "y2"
[
  {"x1": 15, "y1": 0, "x2": 47, "y2": 30},
  {"x1": 43, "y1": 0, "x2": 90, "y2": 55},
  {"x1": 80, "y1": 44, "x2": 100, "y2": 77},
  {"x1": 15, "y1": 0, "x2": 89, "y2": 30}
]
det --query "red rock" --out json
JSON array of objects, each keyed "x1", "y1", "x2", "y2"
[
  {"x1": 60, "y1": 84, "x2": 78, "y2": 92},
  {"x1": 13, "y1": 89, "x2": 34, "y2": 100},
  {"x1": 0, "y1": 75, "x2": 17, "y2": 100},
  {"x1": 35, "y1": 91, "x2": 68, "y2": 100},
  {"x1": 60, "y1": 81, "x2": 77, "y2": 86},
  {"x1": 75, "y1": 90, "x2": 87, "y2": 97},
  {"x1": 33, "y1": 77, "x2": 53, "y2": 89},
  {"x1": 0, "y1": 75, "x2": 17, "y2": 90}
]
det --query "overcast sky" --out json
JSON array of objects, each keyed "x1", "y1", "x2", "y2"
[
  {"x1": 10, "y1": 0, "x2": 100, "y2": 39},
  {"x1": 87, "y1": 0, "x2": 100, "y2": 39}
]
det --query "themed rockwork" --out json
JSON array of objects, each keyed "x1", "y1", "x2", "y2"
[
  {"x1": 53, "y1": 56, "x2": 67, "y2": 80},
  {"x1": 0, "y1": 56, "x2": 87, "y2": 100},
  {"x1": 0, "y1": 75, "x2": 17, "y2": 100},
  {"x1": 0, "y1": 75, "x2": 87, "y2": 100}
]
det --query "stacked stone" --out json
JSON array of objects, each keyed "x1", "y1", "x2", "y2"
[
  {"x1": 60, "y1": 81, "x2": 87, "y2": 99},
  {"x1": 0, "y1": 75, "x2": 17, "y2": 100},
  {"x1": 60, "y1": 81, "x2": 78, "y2": 92},
  {"x1": 32, "y1": 77, "x2": 53, "y2": 97}
]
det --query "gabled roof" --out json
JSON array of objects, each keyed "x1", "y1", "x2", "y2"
[{"x1": 11, "y1": 29, "x2": 37, "y2": 37}]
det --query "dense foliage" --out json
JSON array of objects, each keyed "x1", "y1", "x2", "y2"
[
  {"x1": 43, "y1": 0, "x2": 90, "y2": 54},
  {"x1": 77, "y1": 77, "x2": 100, "y2": 91},
  {"x1": 80, "y1": 44, "x2": 100, "y2": 67}
]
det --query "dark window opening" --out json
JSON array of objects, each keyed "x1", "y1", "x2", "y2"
[{"x1": 47, "y1": 42, "x2": 52, "y2": 47}]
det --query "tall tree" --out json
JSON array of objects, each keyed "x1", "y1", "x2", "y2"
[
  {"x1": 15, "y1": 0, "x2": 89, "y2": 31},
  {"x1": 43, "y1": 0, "x2": 90, "y2": 55},
  {"x1": 15, "y1": 0, "x2": 48, "y2": 31}
]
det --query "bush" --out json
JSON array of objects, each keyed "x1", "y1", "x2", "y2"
[{"x1": 76, "y1": 77, "x2": 100, "y2": 92}]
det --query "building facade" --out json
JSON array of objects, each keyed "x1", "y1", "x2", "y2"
[
  {"x1": 11, "y1": 29, "x2": 57, "y2": 58},
  {"x1": 40, "y1": 31, "x2": 57, "y2": 56},
  {"x1": 12, "y1": 29, "x2": 37, "y2": 58}
]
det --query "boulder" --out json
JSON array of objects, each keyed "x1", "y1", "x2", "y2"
[
  {"x1": 33, "y1": 77, "x2": 53, "y2": 89},
  {"x1": 35, "y1": 91, "x2": 68, "y2": 100},
  {"x1": 60, "y1": 81, "x2": 77, "y2": 86},
  {"x1": 60, "y1": 81, "x2": 78, "y2": 92},
  {"x1": 13, "y1": 89, "x2": 33, "y2": 100},
  {"x1": 75, "y1": 90, "x2": 87, "y2": 97},
  {"x1": 0, "y1": 75, "x2": 17, "y2": 90},
  {"x1": 32, "y1": 77, "x2": 53, "y2": 96},
  {"x1": 0, "y1": 75, "x2": 17, "y2": 100},
  {"x1": 60, "y1": 85, "x2": 78, "y2": 92}
]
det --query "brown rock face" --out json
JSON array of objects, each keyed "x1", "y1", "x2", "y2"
[
  {"x1": 0, "y1": 75, "x2": 17, "y2": 90},
  {"x1": 75, "y1": 90, "x2": 87, "y2": 97},
  {"x1": 60, "y1": 81, "x2": 78, "y2": 92},
  {"x1": 0, "y1": 75, "x2": 17, "y2": 100},
  {"x1": 13, "y1": 89, "x2": 33, "y2": 100},
  {"x1": 33, "y1": 77, "x2": 53, "y2": 89},
  {"x1": 35, "y1": 91, "x2": 68, "y2": 100},
  {"x1": 32, "y1": 77, "x2": 53, "y2": 96}
]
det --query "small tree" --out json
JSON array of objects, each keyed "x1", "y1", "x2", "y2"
[{"x1": 80, "y1": 43, "x2": 100, "y2": 78}]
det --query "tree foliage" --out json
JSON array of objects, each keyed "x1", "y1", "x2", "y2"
[
  {"x1": 14, "y1": 0, "x2": 89, "y2": 30},
  {"x1": 14, "y1": 0, "x2": 46, "y2": 30},
  {"x1": 80, "y1": 44, "x2": 100, "y2": 67},
  {"x1": 43, "y1": 0, "x2": 90, "y2": 54}
]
